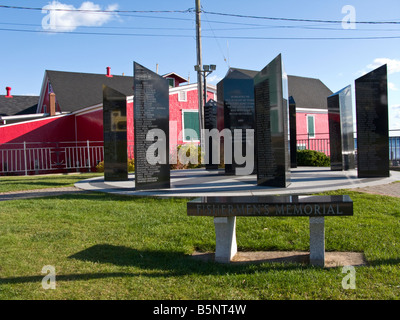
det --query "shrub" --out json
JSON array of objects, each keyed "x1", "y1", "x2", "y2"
[
  {"x1": 95, "y1": 161, "x2": 104, "y2": 172},
  {"x1": 296, "y1": 149, "x2": 330, "y2": 167},
  {"x1": 170, "y1": 144, "x2": 203, "y2": 170},
  {"x1": 96, "y1": 159, "x2": 135, "y2": 173},
  {"x1": 127, "y1": 159, "x2": 135, "y2": 172}
]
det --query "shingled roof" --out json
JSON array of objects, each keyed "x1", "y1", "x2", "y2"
[
  {"x1": 0, "y1": 95, "x2": 39, "y2": 116},
  {"x1": 45, "y1": 70, "x2": 134, "y2": 112},
  {"x1": 287, "y1": 75, "x2": 332, "y2": 110},
  {"x1": 226, "y1": 67, "x2": 332, "y2": 110}
]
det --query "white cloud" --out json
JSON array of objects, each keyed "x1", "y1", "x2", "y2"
[
  {"x1": 42, "y1": 1, "x2": 118, "y2": 32},
  {"x1": 207, "y1": 74, "x2": 223, "y2": 84},
  {"x1": 388, "y1": 82, "x2": 398, "y2": 91},
  {"x1": 390, "y1": 105, "x2": 400, "y2": 129},
  {"x1": 367, "y1": 58, "x2": 400, "y2": 75}
]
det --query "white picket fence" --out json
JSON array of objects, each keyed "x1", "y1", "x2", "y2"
[{"x1": 0, "y1": 141, "x2": 104, "y2": 175}]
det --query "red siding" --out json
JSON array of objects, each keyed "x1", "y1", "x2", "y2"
[
  {"x1": 296, "y1": 112, "x2": 329, "y2": 139},
  {"x1": 0, "y1": 115, "x2": 75, "y2": 144},
  {"x1": 75, "y1": 109, "x2": 103, "y2": 141}
]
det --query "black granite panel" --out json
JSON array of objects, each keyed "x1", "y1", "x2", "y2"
[
  {"x1": 289, "y1": 96, "x2": 297, "y2": 168},
  {"x1": 328, "y1": 93, "x2": 342, "y2": 170},
  {"x1": 254, "y1": 54, "x2": 290, "y2": 187},
  {"x1": 133, "y1": 62, "x2": 170, "y2": 189},
  {"x1": 217, "y1": 69, "x2": 255, "y2": 175},
  {"x1": 355, "y1": 65, "x2": 389, "y2": 178},
  {"x1": 204, "y1": 99, "x2": 219, "y2": 170},
  {"x1": 328, "y1": 85, "x2": 355, "y2": 171},
  {"x1": 103, "y1": 85, "x2": 128, "y2": 181}
]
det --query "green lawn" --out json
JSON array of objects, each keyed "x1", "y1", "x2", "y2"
[
  {"x1": 0, "y1": 181, "x2": 400, "y2": 300},
  {"x1": 0, "y1": 173, "x2": 102, "y2": 193}
]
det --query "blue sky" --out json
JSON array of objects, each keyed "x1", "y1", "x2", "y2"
[{"x1": 1, "y1": 0, "x2": 400, "y2": 130}]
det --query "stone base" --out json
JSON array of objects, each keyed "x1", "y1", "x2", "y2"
[
  {"x1": 214, "y1": 217, "x2": 237, "y2": 263},
  {"x1": 213, "y1": 216, "x2": 329, "y2": 266},
  {"x1": 309, "y1": 217, "x2": 325, "y2": 267}
]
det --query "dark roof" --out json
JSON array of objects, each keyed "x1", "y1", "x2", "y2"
[
  {"x1": 46, "y1": 70, "x2": 134, "y2": 112},
  {"x1": 226, "y1": 68, "x2": 332, "y2": 110},
  {"x1": 226, "y1": 68, "x2": 258, "y2": 79},
  {"x1": 0, "y1": 95, "x2": 39, "y2": 116},
  {"x1": 287, "y1": 75, "x2": 332, "y2": 109}
]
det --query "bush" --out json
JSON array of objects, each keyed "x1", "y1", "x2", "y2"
[
  {"x1": 170, "y1": 144, "x2": 203, "y2": 170},
  {"x1": 296, "y1": 149, "x2": 330, "y2": 167},
  {"x1": 96, "y1": 159, "x2": 135, "y2": 173},
  {"x1": 95, "y1": 161, "x2": 104, "y2": 172}
]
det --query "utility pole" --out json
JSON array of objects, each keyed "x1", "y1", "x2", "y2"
[{"x1": 195, "y1": 0, "x2": 204, "y2": 143}]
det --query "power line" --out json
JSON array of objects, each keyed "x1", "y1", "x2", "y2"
[
  {"x1": 202, "y1": 10, "x2": 231, "y2": 67},
  {"x1": 202, "y1": 10, "x2": 400, "y2": 25},
  {"x1": 0, "y1": 4, "x2": 192, "y2": 14},
  {"x1": 1, "y1": 26, "x2": 400, "y2": 40},
  {"x1": 1, "y1": 20, "x2": 399, "y2": 33},
  {"x1": 2, "y1": 4, "x2": 400, "y2": 25}
]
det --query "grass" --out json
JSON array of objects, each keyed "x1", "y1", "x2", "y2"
[
  {"x1": 0, "y1": 182, "x2": 400, "y2": 300},
  {"x1": 0, "y1": 172, "x2": 102, "y2": 193}
]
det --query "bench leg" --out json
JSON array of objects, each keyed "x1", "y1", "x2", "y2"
[
  {"x1": 214, "y1": 217, "x2": 237, "y2": 263},
  {"x1": 309, "y1": 217, "x2": 325, "y2": 267}
]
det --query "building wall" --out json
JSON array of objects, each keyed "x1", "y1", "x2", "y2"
[
  {"x1": 75, "y1": 108, "x2": 103, "y2": 142},
  {"x1": 169, "y1": 88, "x2": 215, "y2": 147},
  {"x1": 0, "y1": 114, "x2": 75, "y2": 145},
  {"x1": 296, "y1": 111, "x2": 329, "y2": 139}
]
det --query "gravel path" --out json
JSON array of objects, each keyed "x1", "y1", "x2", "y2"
[{"x1": 354, "y1": 182, "x2": 400, "y2": 198}]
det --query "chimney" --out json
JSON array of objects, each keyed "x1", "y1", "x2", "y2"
[
  {"x1": 5, "y1": 87, "x2": 12, "y2": 98},
  {"x1": 49, "y1": 93, "x2": 56, "y2": 116},
  {"x1": 106, "y1": 66, "x2": 113, "y2": 78}
]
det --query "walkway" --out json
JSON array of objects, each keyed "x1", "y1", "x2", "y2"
[
  {"x1": 74, "y1": 167, "x2": 400, "y2": 198},
  {"x1": 1, "y1": 168, "x2": 399, "y2": 201}
]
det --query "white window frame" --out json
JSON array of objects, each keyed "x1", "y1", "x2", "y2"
[
  {"x1": 178, "y1": 90, "x2": 187, "y2": 102},
  {"x1": 182, "y1": 109, "x2": 200, "y2": 142},
  {"x1": 306, "y1": 115, "x2": 316, "y2": 139}
]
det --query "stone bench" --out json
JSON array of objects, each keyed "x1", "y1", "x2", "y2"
[{"x1": 187, "y1": 195, "x2": 353, "y2": 267}]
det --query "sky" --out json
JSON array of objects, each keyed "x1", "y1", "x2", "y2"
[{"x1": 1, "y1": 0, "x2": 400, "y2": 131}]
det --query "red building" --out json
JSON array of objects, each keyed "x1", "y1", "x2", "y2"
[
  {"x1": 0, "y1": 67, "x2": 331, "y2": 175},
  {"x1": 0, "y1": 68, "x2": 216, "y2": 174}
]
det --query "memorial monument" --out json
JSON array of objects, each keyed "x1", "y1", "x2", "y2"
[
  {"x1": 133, "y1": 62, "x2": 170, "y2": 190},
  {"x1": 217, "y1": 69, "x2": 256, "y2": 175},
  {"x1": 355, "y1": 64, "x2": 389, "y2": 178},
  {"x1": 254, "y1": 54, "x2": 290, "y2": 187},
  {"x1": 102, "y1": 85, "x2": 128, "y2": 181},
  {"x1": 204, "y1": 99, "x2": 219, "y2": 170},
  {"x1": 327, "y1": 85, "x2": 355, "y2": 171},
  {"x1": 289, "y1": 96, "x2": 297, "y2": 168}
]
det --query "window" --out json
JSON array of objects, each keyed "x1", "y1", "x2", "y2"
[
  {"x1": 307, "y1": 115, "x2": 315, "y2": 138},
  {"x1": 166, "y1": 77, "x2": 175, "y2": 88},
  {"x1": 178, "y1": 90, "x2": 187, "y2": 102},
  {"x1": 182, "y1": 110, "x2": 200, "y2": 142}
]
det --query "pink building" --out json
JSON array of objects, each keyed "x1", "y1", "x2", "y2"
[{"x1": 288, "y1": 75, "x2": 332, "y2": 155}]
